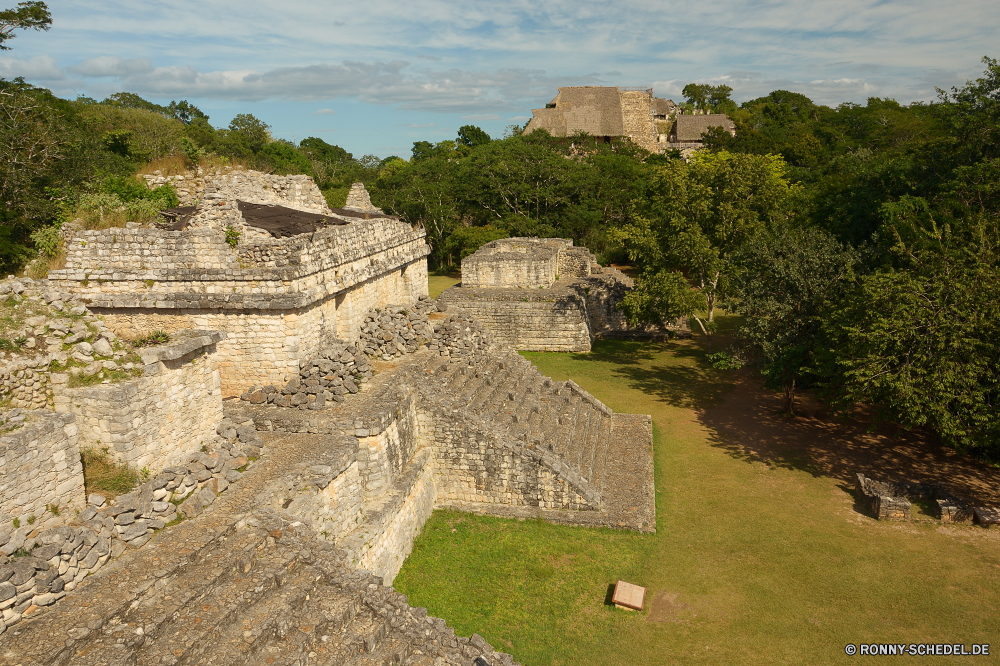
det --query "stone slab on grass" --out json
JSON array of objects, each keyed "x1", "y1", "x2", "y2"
[{"x1": 613, "y1": 580, "x2": 646, "y2": 611}]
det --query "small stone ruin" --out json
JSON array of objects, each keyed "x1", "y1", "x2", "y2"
[
  {"x1": 439, "y1": 236, "x2": 689, "y2": 352},
  {"x1": 855, "y1": 473, "x2": 974, "y2": 523}
]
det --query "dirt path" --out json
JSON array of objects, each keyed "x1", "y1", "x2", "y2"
[{"x1": 699, "y1": 372, "x2": 1000, "y2": 507}]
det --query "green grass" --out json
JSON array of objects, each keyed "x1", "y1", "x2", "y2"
[
  {"x1": 428, "y1": 271, "x2": 461, "y2": 299},
  {"x1": 80, "y1": 447, "x2": 141, "y2": 500},
  {"x1": 395, "y1": 320, "x2": 1000, "y2": 665}
]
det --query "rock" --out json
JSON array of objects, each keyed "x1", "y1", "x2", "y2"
[
  {"x1": 120, "y1": 523, "x2": 148, "y2": 542},
  {"x1": 92, "y1": 338, "x2": 113, "y2": 357},
  {"x1": 236, "y1": 424, "x2": 257, "y2": 442},
  {"x1": 127, "y1": 533, "x2": 152, "y2": 549},
  {"x1": 79, "y1": 507, "x2": 98, "y2": 521},
  {"x1": 87, "y1": 494, "x2": 106, "y2": 508}
]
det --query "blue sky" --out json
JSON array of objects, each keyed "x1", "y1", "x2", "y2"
[{"x1": 2, "y1": 0, "x2": 997, "y2": 158}]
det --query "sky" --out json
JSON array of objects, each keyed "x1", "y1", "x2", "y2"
[{"x1": 1, "y1": 0, "x2": 997, "y2": 158}]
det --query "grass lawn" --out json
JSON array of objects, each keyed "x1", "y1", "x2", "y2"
[
  {"x1": 428, "y1": 271, "x2": 461, "y2": 299},
  {"x1": 394, "y1": 318, "x2": 1000, "y2": 665}
]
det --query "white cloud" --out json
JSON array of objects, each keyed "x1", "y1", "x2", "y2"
[
  {"x1": 67, "y1": 56, "x2": 153, "y2": 77},
  {"x1": 312, "y1": 108, "x2": 336, "y2": 115},
  {"x1": 5, "y1": 0, "x2": 996, "y2": 116},
  {"x1": 0, "y1": 55, "x2": 66, "y2": 82}
]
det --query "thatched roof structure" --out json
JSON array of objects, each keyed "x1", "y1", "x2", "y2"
[{"x1": 674, "y1": 114, "x2": 736, "y2": 141}]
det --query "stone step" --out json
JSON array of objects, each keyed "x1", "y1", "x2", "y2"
[
  {"x1": 61, "y1": 527, "x2": 271, "y2": 665},
  {"x1": 352, "y1": 635, "x2": 413, "y2": 666},
  {"x1": 588, "y1": 415, "x2": 612, "y2": 498},
  {"x1": 158, "y1": 553, "x2": 323, "y2": 666},
  {"x1": 468, "y1": 354, "x2": 518, "y2": 410},
  {"x1": 567, "y1": 403, "x2": 593, "y2": 473},
  {"x1": 485, "y1": 360, "x2": 533, "y2": 416},
  {"x1": 309, "y1": 611, "x2": 390, "y2": 666},
  {"x1": 468, "y1": 363, "x2": 514, "y2": 414},
  {"x1": 549, "y1": 403, "x2": 577, "y2": 460}
]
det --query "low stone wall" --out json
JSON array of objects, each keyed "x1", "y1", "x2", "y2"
[
  {"x1": 341, "y1": 449, "x2": 437, "y2": 585},
  {"x1": 855, "y1": 473, "x2": 974, "y2": 523},
  {"x1": 52, "y1": 331, "x2": 224, "y2": 473},
  {"x1": 438, "y1": 286, "x2": 593, "y2": 351},
  {"x1": 1, "y1": 361, "x2": 52, "y2": 411},
  {"x1": 0, "y1": 412, "x2": 84, "y2": 534},
  {"x1": 461, "y1": 237, "x2": 571, "y2": 289},
  {"x1": 144, "y1": 168, "x2": 329, "y2": 211},
  {"x1": 423, "y1": 406, "x2": 596, "y2": 511}
]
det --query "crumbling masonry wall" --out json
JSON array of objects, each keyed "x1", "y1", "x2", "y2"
[
  {"x1": 49, "y1": 217, "x2": 429, "y2": 395},
  {"x1": 0, "y1": 412, "x2": 85, "y2": 531},
  {"x1": 443, "y1": 237, "x2": 686, "y2": 350}
]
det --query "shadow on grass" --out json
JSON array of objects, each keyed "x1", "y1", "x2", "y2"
[
  {"x1": 556, "y1": 339, "x2": 734, "y2": 411},
  {"x1": 698, "y1": 374, "x2": 1000, "y2": 507}
]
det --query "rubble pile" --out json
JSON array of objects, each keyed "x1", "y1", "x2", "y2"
[
  {"x1": 357, "y1": 296, "x2": 440, "y2": 359},
  {"x1": 429, "y1": 312, "x2": 496, "y2": 364},
  {"x1": 0, "y1": 420, "x2": 263, "y2": 632},
  {"x1": 239, "y1": 340, "x2": 374, "y2": 410}
]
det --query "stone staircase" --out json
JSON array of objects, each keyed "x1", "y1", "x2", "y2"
[{"x1": 416, "y1": 347, "x2": 654, "y2": 530}]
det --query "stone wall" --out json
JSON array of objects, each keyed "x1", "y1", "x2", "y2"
[
  {"x1": 341, "y1": 449, "x2": 437, "y2": 585},
  {"x1": 619, "y1": 90, "x2": 659, "y2": 153},
  {"x1": 445, "y1": 238, "x2": 688, "y2": 350},
  {"x1": 424, "y1": 407, "x2": 595, "y2": 510},
  {"x1": 439, "y1": 286, "x2": 593, "y2": 351},
  {"x1": 52, "y1": 331, "x2": 224, "y2": 473},
  {"x1": 0, "y1": 412, "x2": 84, "y2": 533},
  {"x1": 461, "y1": 237, "x2": 570, "y2": 289},
  {"x1": 1, "y1": 360, "x2": 53, "y2": 411},
  {"x1": 144, "y1": 169, "x2": 329, "y2": 212}
]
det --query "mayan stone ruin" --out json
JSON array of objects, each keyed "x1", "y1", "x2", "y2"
[
  {"x1": 0, "y1": 171, "x2": 656, "y2": 665},
  {"x1": 524, "y1": 86, "x2": 735, "y2": 154},
  {"x1": 439, "y1": 237, "x2": 688, "y2": 351}
]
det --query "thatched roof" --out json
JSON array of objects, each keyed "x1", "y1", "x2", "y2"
[
  {"x1": 651, "y1": 98, "x2": 677, "y2": 117},
  {"x1": 525, "y1": 87, "x2": 625, "y2": 137},
  {"x1": 674, "y1": 114, "x2": 736, "y2": 142}
]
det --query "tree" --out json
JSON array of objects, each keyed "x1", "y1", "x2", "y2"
[
  {"x1": 0, "y1": 1, "x2": 50, "y2": 50},
  {"x1": 300, "y1": 136, "x2": 351, "y2": 164},
  {"x1": 818, "y1": 206, "x2": 1000, "y2": 455},
  {"x1": 614, "y1": 151, "x2": 795, "y2": 345},
  {"x1": 457, "y1": 125, "x2": 491, "y2": 148},
  {"x1": 728, "y1": 225, "x2": 859, "y2": 413},
  {"x1": 168, "y1": 99, "x2": 208, "y2": 124},
  {"x1": 682, "y1": 83, "x2": 733, "y2": 112},
  {"x1": 227, "y1": 113, "x2": 270, "y2": 154}
]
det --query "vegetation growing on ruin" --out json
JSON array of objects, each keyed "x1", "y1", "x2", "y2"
[{"x1": 80, "y1": 446, "x2": 141, "y2": 499}]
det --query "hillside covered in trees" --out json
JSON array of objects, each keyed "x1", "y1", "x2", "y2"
[{"x1": 0, "y1": 3, "x2": 997, "y2": 459}]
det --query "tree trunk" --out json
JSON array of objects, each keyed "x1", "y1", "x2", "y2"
[{"x1": 782, "y1": 376, "x2": 797, "y2": 415}]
